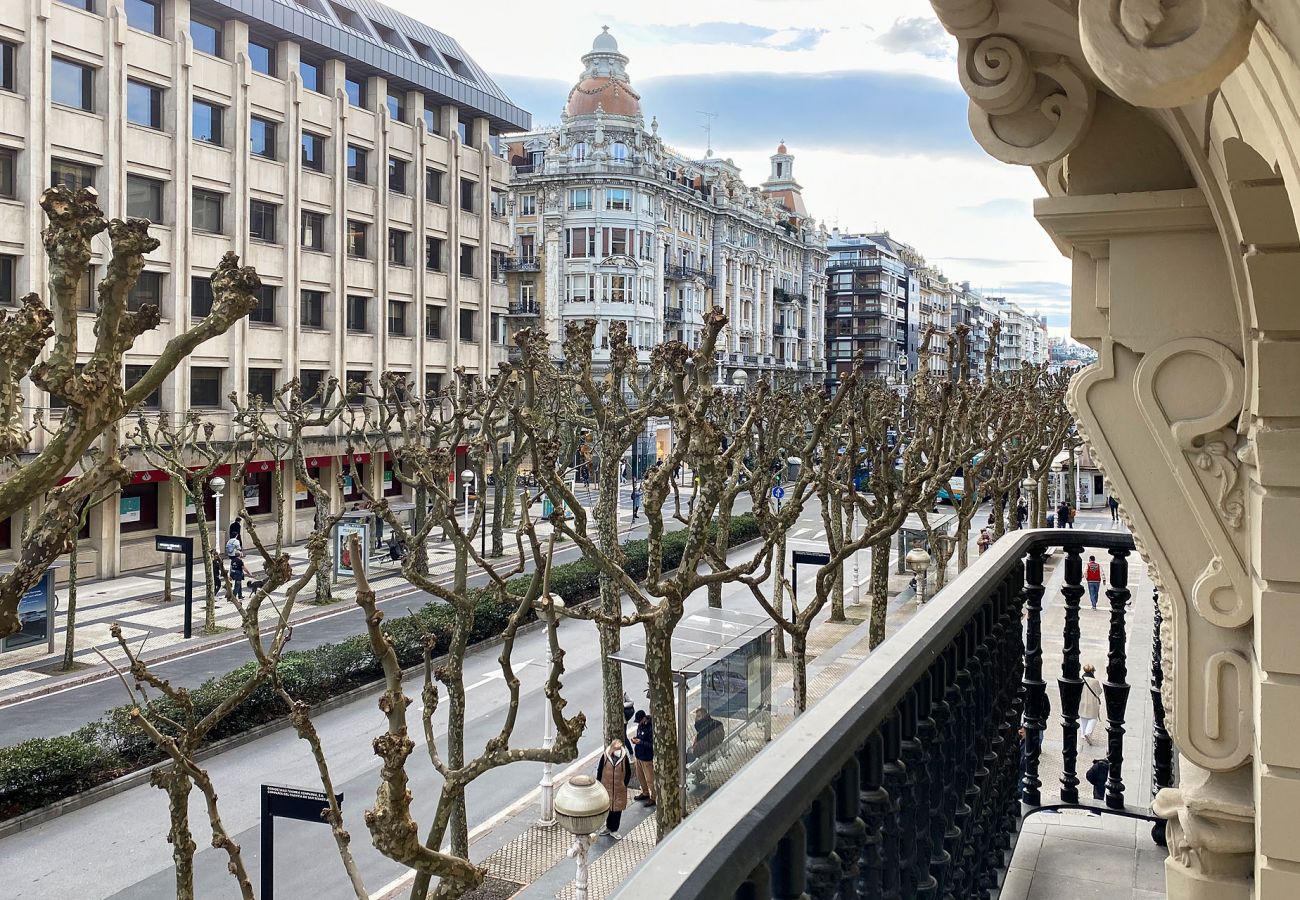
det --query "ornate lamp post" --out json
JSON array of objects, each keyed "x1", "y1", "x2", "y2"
[
  {"x1": 209, "y1": 475, "x2": 227, "y2": 555},
  {"x1": 535, "y1": 593, "x2": 566, "y2": 826},
  {"x1": 905, "y1": 542, "x2": 932, "y2": 604},
  {"x1": 555, "y1": 775, "x2": 610, "y2": 900},
  {"x1": 731, "y1": 368, "x2": 748, "y2": 392},
  {"x1": 460, "y1": 468, "x2": 474, "y2": 521}
]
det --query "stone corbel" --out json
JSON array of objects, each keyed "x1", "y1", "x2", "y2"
[
  {"x1": 1079, "y1": 0, "x2": 1259, "y2": 108},
  {"x1": 1153, "y1": 761, "x2": 1254, "y2": 898}
]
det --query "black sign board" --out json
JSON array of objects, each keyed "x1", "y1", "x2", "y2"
[
  {"x1": 261, "y1": 784, "x2": 343, "y2": 900},
  {"x1": 791, "y1": 550, "x2": 833, "y2": 609},
  {"x1": 153, "y1": 534, "x2": 196, "y2": 638}
]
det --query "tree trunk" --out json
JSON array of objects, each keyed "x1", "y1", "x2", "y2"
[
  {"x1": 791, "y1": 630, "x2": 808, "y2": 712},
  {"x1": 60, "y1": 537, "x2": 78, "y2": 670},
  {"x1": 869, "y1": 537, "x2": 890, "y2": 649},
  {"x1": 992, "y1": 493, "x2": 1007, "y2": 539},
  {"x1": 1037, "y1": 473, "x2": 1049, "y2": 528},
  {"x1": 163, "y1": 553, "x2": 173, "y2": 603},
  {"x1": 956, "y1": 522, "x2": 970, "y2": 572},
  {"x1": 192, "y1": 503, "x2": 219, "y2": 632},
  {"x1": 645, "y1": 621, "x2": 682, "y2": 839},
  {"x1": 1067, "y1": 444, "x2": 1078, "y2": 506},
  {"x1": 773, "y1": 531, "x2": 787, "y2": 660},
  {"x1": 829, "y1": 493, "x2": 845, "y2": 622},
  {"x1": 595, "y1": 452, "x2": 625, "y2": 748},
  {"x1": 490, "y1": 472, "x2": 505, "y2": 558},
  {"x1": 707, "y1": 501, "x2": 731, "y2": 609}
]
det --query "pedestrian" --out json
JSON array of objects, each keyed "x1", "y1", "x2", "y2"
[
  {"x1": 623, "y1": 692, "x2": 635, "y2": 724},
  {"x1": 690, "y1": 707, "x2": 724, "y2": 761},
  {"x1": 229, "y1": 553, "x2": 246, "y2": 600},
  {"x1": 1057, "y1": 500, "x2": 1071, "y2": 529},
  {"x1": 1108, "y1": 494, "x2": 1119, "y2": 522},
  {"x1": 595, "y1": 739, "x2": 631, "y2": 840},
  {"x1": 1086, "y1": 555, "x2": 1104, "y2": 608},
  {"x1": 977, "y1": 528, "x2": 992, "y2": 555},
  {"x1": 631, "y1": 484, "x2": 642, "y2": 522},
  {"x1": 1069, "y1": 504, "x2": 1077, "y2": 527},
  {"x1": 631, "y1": 710, "x2": 655, "y2": 807},
  {"x1": 228, "y1": 518, "x2": 242, "y2": 545},
  {"x1": 1081, "y1": 663, "x2": 1102, "y2": 744},
  {"x1": 1016, "y1": 499, "x2": 1028, "y2": 530},
  {"x1": 210, "y1": 550, "x2": 225, "y2": 592},
  {"x1": 1086, "y1": 757, "x2": 1110, "y2": 800},
  {"x1": 225, "y1": 532, "x2": 242, "y2": 559}
]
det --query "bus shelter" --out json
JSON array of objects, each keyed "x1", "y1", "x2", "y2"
[
  {"x1": 611, "y1": 608, "x2": 774, "y2": 812},
  {"x1": 894, "y1": 510, "x2": 956, "y2": 574}
]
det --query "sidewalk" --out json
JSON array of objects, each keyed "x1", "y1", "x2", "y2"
[{"x1": 0, "y1": 494, "x2": 646, "y2": 699}]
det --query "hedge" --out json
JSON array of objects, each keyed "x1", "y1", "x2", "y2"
[{"x1": 0, "y1": 514, "x2": 760, "y2": 821}]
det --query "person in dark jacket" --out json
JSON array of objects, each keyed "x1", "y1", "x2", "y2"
[
  {"x1": 690, "y1": 707, "x2": 724, "y2": 760},
  {"x1": 631, "y1": 710, "x2": 655, "y2": 806},
  {"x1": 1086, "y1": 757, "x2": 1110, "y2": 800},
  {"x1": 229, "y1": 554, "x2": 246, "y2": 600},
  {"x1": 595, "y1": 740, "x2": 632, "y2": 839},
  {"x1": 211, "y1": 551, "x2": 225, "y2": 595},
  {"x1": 228, "y1": 518, "x2": 242, "y2": 544}
]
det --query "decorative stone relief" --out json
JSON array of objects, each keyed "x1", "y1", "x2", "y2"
[{"x1": 1079, "y1": 0, "x2": 1259, "y2": 109}]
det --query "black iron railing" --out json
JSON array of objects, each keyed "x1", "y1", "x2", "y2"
[
  {"x1": 773, "y1": 322, "x2": 787, "y2": 336},
  {"x1": 666, "y1": 264, "x2": 715, "y2": 286},
  {"x1": 506, "y1": 301, "x2": 538, "y2": 316},
  {"x1": 665, "y1": 305, "x2": 684, "y2": 323},
  {"x1": 501, "y1": 255, "x2": 540, "y2": 272},
  {"x1": 613, "y1": 529, "x2": 1166, "y2": 900}
]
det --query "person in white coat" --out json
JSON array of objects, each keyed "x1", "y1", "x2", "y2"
[{"x1": 1081, "y1": 663, "x2": 1103, "y2": 744}]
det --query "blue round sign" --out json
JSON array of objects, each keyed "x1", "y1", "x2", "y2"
[{"x1": 772, "y1": 486, "x2": 785, "y2": 500}]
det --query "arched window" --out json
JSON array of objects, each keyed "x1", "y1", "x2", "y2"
[
  {"x1": 572, "y1": 142, "x2": 590, "y2": 162},
  {"x1": 611, "y1": 142, "x2": 628, "y2": 162}
]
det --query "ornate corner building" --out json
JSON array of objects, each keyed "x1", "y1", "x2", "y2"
[
  {"x1": 928, "y1": 1, "x2": 1300, "y2": 895},
  {"x1": 503, "y1": 29, "x2": 828, "y2": 386}
]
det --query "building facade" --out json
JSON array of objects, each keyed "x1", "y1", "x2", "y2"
[
  {"x1": 991, "y1": 297, "x2": 1049, "y2": 371},
  {"x1": 0, "y1": 0, "x2": 526, "y2": 576},
  {"x1": 825, "y1": 231, "x2": 909, "y2": 385},
  {"x1": 504, "y1": 30, "x2": 827, "y2": 387}
]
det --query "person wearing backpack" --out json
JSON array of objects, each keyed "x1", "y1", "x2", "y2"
[
  {"x1": 1086, "y1": 555, "x2": 1104, "y2": 609},
  {"x1": 229, "y1": 554, "x2": 246, "y2": 600}
]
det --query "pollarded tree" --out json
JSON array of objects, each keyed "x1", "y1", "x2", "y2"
[{"x1": 0, "y1": 186, "x2": 257, "y2": 635}]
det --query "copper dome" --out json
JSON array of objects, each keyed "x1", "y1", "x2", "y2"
[{"x1": 565, "y1": 77, "x2": 642, "y2": 118}]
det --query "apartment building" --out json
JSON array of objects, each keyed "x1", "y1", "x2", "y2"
[
  {"x1": 504, "y1": 29, "x2": 827, "y2": 389},
  {"x1": 0, "y1": 0, "x2": 527, "y2": 576},
  {"x1": 825, "y1": 231, "x2": 909, "y2": 385}
]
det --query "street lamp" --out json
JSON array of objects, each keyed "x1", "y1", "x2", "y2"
[
  {"x1": 209, "y1": 475, "x2": 227, "y2": 556},
  {"x1": 731, "y1": 368, "x2": 748, "y2": 392},
  {"x1": 534, "y1": 593, "x2": 566, "y2": 825},
  {"x1": 905, "y1": 542, "x2": 932, "y2": 605},
  {"x1": 554, "y1": 775, "x2": 610, "y2": 900},
  {"x1": 461, "y1": 469, "x2": 474, "y2": 521}
]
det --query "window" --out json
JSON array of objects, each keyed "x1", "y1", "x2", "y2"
[
  {"x1": 458, "y1": 308, "x2": 476, "y2": 342},
  {"x1": 0, "y1": 148, "x2": 11, "y2": 199},
  {"x1": 457, "y1": 120, "x2": 468, "y2": 143},
  {"x1": 300, "y1": 289, "x2": 325, "y2": 327},
  {"x1": 190, "y1": 366, "x2": 223, "y2": 407},
  {"x1": 425, "y1": 305, "x2": 443, "y2": 339},
  {"x1": 249, "y1": 199, "x2": 277, "y2": 242},
  {"x1": 425, "y1": 237, "x2": 442, "y2": 271},
  {"x1": 344, "y1": 74, "x2": 364, "y2": 107},
  {"x1": 248, "y1": 367, "x2": 276, "y2": 401},
  {"x1": 388, "y1": 228, "x2": 408, "y2": 266},
  {"x1": 571, "y1": 142, "x2": 589, "y2": 162},
  {"x1": 0, "y1": 254, "x2": 15, "y2": 304},
  {"x1": 346, "y1": 220, "x2": 368, "y2": 258},
  {"x1": 491, "y1": 312, "x2": 501, "y2": 344},
  {"x1": 300, "y1": 210, "x2": 325, "y2": 251},
  {"x1": 298, "y1": 368, "x2": 326, "y2": 404},
  {"x1": 249, "y1": 284, "x2": 276, "y2": 324},
  {"x1": 125, "y1": 0, "x2": 160, "y2": 34},
  {"x1": 566, "y1": 273, "x2": 594, "y2": 302},
  {"x1": 606, "y1": 188, "x2": 631, "y2": 211},
  {"x1": 191, "y1": 187, "x2": 222, "y2": 231},
  {"x1": 566, "y1": 227, "x2": 595, "y2": 258},
  {"x1": 609, "y1": 274, "x2": 629, "y2": 303},
  {"x1": 51, "y1": 158, "x2": 94, "y2": 191},
  {"x1": 119, "y1": 482, "x2": 159, "y2": 534},
  {"x1": 0, "y1": 41, "x2": 13, "y2": 93},
  {"x1": 301, "y1": 131, "x2": 325, "y2": 171},
  {"x1": 250, "y1": 117, "x2": 277, "y2": 159},
  {"x1": 52, "y1": 57, "x2": 94, "y2": 112},
  {"x1": 346, "y1": 294, "x2": 369, "y2": 331},
  {"x1": 520, "y1": 194, "x2": 536, "y2": 216},
  {"x1": 569, "y1": 188, "x2": 592, "y2": 211},
  {"x1": 424, "y1": 372, "x2": 443, "y2": 397},
  {"x1": 425, "y1": 168, "x2": 443, "y2": 203},
  {"x1": 346, "y1": 145, "x2": 367, "y2": 182},
  {"x1": 248, "y1": 39, "x2": 275, "y2": 76},
  {"x1": 386, "y1": 93, "x2": 403, "y2": 120},
  {"x1": 345, "y1": 370, "x2": 369, "y2": 405},
  {"x1": 126, "y1": 79, "x2": 162, "y2": 128},
  {"x1": 191, "y1": 275, "x2": 213, "y2": 317},
  {"x1": 192, "y1": 99, "x2": 224, "y2": 145},
  {"x1": 606, "y1": 227, "x2": 629, "y2": 255},
  {"x1": 459, "y1": 244, "x2": 475, "y2": 277},
  {"x1": 387, "y1": 299, "x2": 408, "y2": 336},
  {"x1": 611, "y1": 142, "x2": 628, "y2": 162},
  {"x1": 126, "y1": 175, "x2": 164, "y2": 222},
  {"x1": 58, "y1": 0, "x2": 95, "y2": 9},
  {"x1": 422, "y1": 105, "x2": 438, "y2": 133},
  {"x1": 300, "y1": 59, "x2": 321, "y2": 93},
  {"x1": 388, "y1": 157, "x2": 407, "y2": 194},
  {"x1": 124, "y1": 364, "x2": 161, "y2": 408},
  {"x1": 191, "y1": 19, "x2": 222, "y2": 57},
  {"x1": 459, "y1": 178, "x2": 476, "y2": 212}
]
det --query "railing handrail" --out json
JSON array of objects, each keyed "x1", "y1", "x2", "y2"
[{"x1": 612, "y1": 528, "x2": 1137, "y2": 899}]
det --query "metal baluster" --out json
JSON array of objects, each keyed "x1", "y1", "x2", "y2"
[
  {"x1": 834, "y1": 755, "x2": 866, "y2": 898},
  {"x1": 940, "y1": 644, "x2": 965, "y2": 900},
  {"x1": 736, "y1": 861, "x2": 774, "y2": 900},
  {"x1": 974, "y1": 598, "x2": 1000, "y2": 895},
  {"x1": 960, "y1": 611, "x2": 987, "y2": 897},
  {"x1": 1103, "y1": 547, "x2": 1132, "y2": 809},
  {"x1": 1150, "y1": 588, "x2": 1174, "y2": 847},
  {"x1": 1058, "y1": 543, "x2": 1085, "y2": 804},
  {"x1": 804, "y1": 786, "x2": 842, "y2": 898},
  {"x1": 858, "y1": 730, "x2": 887, "y2": 898},
  {"x1": 926, "y1": 654, "x2": 955, "y2": 897},
  {"x1": 770, "y1": 817, "x2": 809, "y2": 900},
  {"x1": 1002, "y1": 562, "x2": 1028, "y2": 845},
  {"x1": 1020, "y1": 546, "x2": 1048, "y2": 806},
  {"x1": 911, "y1": 680, "x2": 939, "y2": 899},
  {"x1": 880, "y1": 710, "x2": 905, "y2": 900},
  {"x1": 898, "y1": 690, "x2": 922, "y2": 897}
]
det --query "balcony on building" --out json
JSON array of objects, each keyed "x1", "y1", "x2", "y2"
[
  {"x1": 666, "y1": 263, "x2": 715, "y2": 287},
  {"x1": 501, "y1": 255, "x2": 540, "y2": 273},
  {"x1": 664, "y1": 304, "x2": 684, "y2": 323}
]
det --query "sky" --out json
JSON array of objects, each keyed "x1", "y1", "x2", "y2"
[{"x1": 390, "y1": 1, "x2": 1074, "y2": 331}]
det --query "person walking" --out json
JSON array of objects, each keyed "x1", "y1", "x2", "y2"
[
  {"x1": 595, "y1": 739, "x2": 631, "y2": 839},
  {"x1": 1016, "y1": 498, "x2": 1028, "y2": 530},
  {"x1": 229, "y1": 553, "x2": 246, "y2": 601},
  {"x1": 1108, "y1": 494, "x2": 1120, "y2": 522},
  {"x1": 1086, "y1": 555, "x2": 1104, "y2": 608},
  {"x1": 631, "y1": 483, "x2": 642, "y2": 522},
  {"x1": 225, "y1": 532, "x2": 242, "y2": 559},
  {"x1": 977, "y1": 528, "x2": 992, "y2": 555},
  {"x1": 228, "y1": 518, "x2": 242, "y2": 545},
  {"x1": 1080, "y1": 663, "x2": 1102, "y2": 745},
  {"x1": 631, "y1": 710, "x2": 655, "y2": 807},
  {"x1": 210, "y1": 551, "x2": 225, "y2": 594},
  {"x1": 1056, "y1": 500, "x2": 1069, "y2": 529}
]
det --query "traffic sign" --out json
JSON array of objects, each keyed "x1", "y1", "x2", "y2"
[{"x1": 772, "y1": 486, "x2": 785, "y2": 500}]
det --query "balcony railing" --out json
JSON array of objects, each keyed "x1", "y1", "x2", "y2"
[
  {"x1": 773, "y1": 323, "x2": 787, "y2": 336},
  {"x1": 743, "y1": 353, "x2": 759, "y2": 366},
  {"x1": 798, "y1": 326, "x2": 808, "y2": 339},
  {"x1": 664, "y1": 305, "x2": 684, "y2": 323},
  {"x1": 798, "y1": 359, "x2": 812, "y2": 370},
  {"x1": 500, "y1": 255, "x2": 540, "y2": 272},
  {"x1": 616, "y1": 529, "x2": 1163, "y2": 900},
  {"x1": 666, "y1": 264, "x2": 714, "y2": 286},
  {"x1": 506, "y1": 301, "x2": 538, "y2": 316},
  {"x1": 827, "y1": 256, "x2": 908, "y2": 276}
]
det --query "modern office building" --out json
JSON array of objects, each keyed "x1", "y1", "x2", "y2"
[
  {"x1": 503, "y1": 29, "x2": 828, "y2": 390},
  {"x1": 0, "y1": 0, "x2": 527, "y2": 576}
]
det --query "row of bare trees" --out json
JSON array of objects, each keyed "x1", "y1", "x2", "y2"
[{"x1": 0, "y1": 192, "x2": 1080, "y2": 898}]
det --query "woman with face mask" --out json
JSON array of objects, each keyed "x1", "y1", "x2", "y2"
[{"x1": 596, "y1": 739, "x2": 632, "y2": 839}]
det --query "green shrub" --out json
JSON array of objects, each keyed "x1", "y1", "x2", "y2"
[{"x1": 0, "y1": 513, "x2": 760, "y2": 821}]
